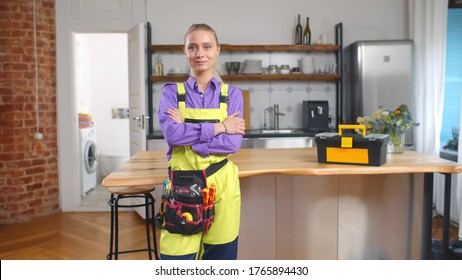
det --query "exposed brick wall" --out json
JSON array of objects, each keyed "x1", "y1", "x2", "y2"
[{"x1": 0, "y1": 0, "x2": 60, "y2": 224}]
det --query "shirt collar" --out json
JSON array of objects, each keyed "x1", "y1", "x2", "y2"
[{"x1": 186, "y1": 76, "x2": 219, "y2": 93}]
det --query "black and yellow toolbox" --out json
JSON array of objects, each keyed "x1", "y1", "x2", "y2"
[{"x1": 315, "y1": 124, "x2": 389, "y2": 166}]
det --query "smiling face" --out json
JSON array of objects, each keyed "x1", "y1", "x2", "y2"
[{"x1": 184, "y1": 28, "x2": 220, "y2": 77}]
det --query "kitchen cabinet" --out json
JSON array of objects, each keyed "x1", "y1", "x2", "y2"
[{"x1": 146, "y1": 23, "x2": 343, "y2": 133}]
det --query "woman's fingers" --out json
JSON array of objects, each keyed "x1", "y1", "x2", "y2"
[{"x1": 167, "y1": 108, "x2": 182, "y2": 123}]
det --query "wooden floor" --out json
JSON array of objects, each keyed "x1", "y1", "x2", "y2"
[
  {"x1": 0, "y1": 212, "x2": 160, "y2": 260},
  {"x1": 431, "y1": 215, "x2": 460, "y2": 241},
  {"x1": 0, "y1": 211, "x2": 458, "y2": 260}
]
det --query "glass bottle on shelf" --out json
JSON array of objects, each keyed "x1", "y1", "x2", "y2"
[
  {"x1": 303, "y1": 17, "x2": 311, "y2": 45},
  {"x1": 155, "y1": 55, "x2": 164, "y2": 76},
  {"x1": 295, "y1": 14, "x2": 302, "y2": 45}
]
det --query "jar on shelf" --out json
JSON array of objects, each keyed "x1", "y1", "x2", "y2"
[
  {"x1": 268, "y1": 65, "x2": 279, "y2": 74},
  {"x1": 280, "y1": 65, "x2": 290, "y2": 74}
]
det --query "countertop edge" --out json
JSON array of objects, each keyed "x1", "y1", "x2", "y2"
[
  {"x1": 147, "y1": 130, "x2": 322, "y2": 139},
  {"x1": 102, "y1": 148, "x2": 462, "y2": 187}
]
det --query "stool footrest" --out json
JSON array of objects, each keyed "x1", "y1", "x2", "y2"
[
  {"x1": 107, "y1": 249, "x2": 157, "y2": 260},
  {"x1": 107, "y1": 191, "x2": 159, "y2": 260}
]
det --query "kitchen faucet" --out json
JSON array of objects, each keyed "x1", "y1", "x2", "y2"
[
  {"x1": 263, "y1": 107, "x2": 270, "y2": 129},
  {"x1": 273, "y1": 104, "x2": 285, "y2": 130}
]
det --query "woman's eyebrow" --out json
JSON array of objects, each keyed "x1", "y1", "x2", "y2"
[{"x1": 186, "y1": 42, "x2": 215, "y2": 48}]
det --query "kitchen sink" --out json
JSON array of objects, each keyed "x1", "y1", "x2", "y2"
[
  {"x1": 260, "y1": 129, "x2": 304, "y2": 134},
  {"x1": 241, "y1": 137, "x2": 315, "y2": 149}
]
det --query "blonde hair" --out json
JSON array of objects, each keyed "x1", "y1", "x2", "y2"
[{"x1": 185, "y1": 23, "x2": 222, "y2": 82}]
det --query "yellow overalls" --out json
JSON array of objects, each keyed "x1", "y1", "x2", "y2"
[{"x1": 159, "y1": 82, "x2": 241, "y2": 259}]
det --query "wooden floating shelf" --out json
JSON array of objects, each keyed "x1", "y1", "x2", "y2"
[
  {"x1": 150, "y1": 44, "x2": 340, "y2": 53},
  {"x1": 150, "y1": 74, "x2": 341, "y2": 82}
]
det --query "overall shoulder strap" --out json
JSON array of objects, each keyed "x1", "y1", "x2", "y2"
[
  {"x1": 176, "y1": 82, "x2": 186, "y2": 110},
  {"x1": 177, "y1": 82, "x2": 228, "y2": 110},
  {"x1": 219, "y1": 83, "x2": 229, "y2": 110}
]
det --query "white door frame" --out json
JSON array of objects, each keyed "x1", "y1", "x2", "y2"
[{"x1": 55, "y1": 0, "x2": 146, "y2": 211}]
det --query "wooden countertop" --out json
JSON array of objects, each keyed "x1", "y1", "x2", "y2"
[{"x1": 102, "y1": 148, "x2": 462, "y2": 187}]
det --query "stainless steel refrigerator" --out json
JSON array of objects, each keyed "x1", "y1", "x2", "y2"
[{"x1": 343, "y1": 40, "x2": 415, "y2": 144}]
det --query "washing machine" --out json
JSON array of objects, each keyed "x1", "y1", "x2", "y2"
[{"x1": 80, "y1": 127, "x2": 98, "y2": 196}]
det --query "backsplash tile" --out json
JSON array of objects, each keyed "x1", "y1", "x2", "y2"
[{"x1": 235, "y1": 81, "x2": 336, "y2": 130}]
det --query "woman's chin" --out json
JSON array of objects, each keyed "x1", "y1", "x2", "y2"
[{"x1": 192, "y1": 67, "x2": 212, "y2": 75}]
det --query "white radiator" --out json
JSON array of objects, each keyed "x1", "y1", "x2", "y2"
[
  {"x1": 434, "y1": 174, "x2": 459, "y2": 222},
  {"x1": 434, "y1": 173, "x2": 461, "y2": 240},
  {"x1": 436, "y1": 149, "x2": 461, "y2": 239}
]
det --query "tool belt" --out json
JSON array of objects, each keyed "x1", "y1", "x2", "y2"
[{"x1": 155, "y1": 159, "x2": 228, "y2": 235}]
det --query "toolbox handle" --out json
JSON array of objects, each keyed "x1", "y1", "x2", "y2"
[{"x1": 338, "y1": 124, "x2": 366, "y2": 137}]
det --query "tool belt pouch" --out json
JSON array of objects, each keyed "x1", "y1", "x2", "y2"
[{"x1": 163, "y1": 170, "x2": 214, "y2": 235}]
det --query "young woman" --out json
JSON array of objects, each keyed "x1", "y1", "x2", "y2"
[{"x1": 157, "y1": 24, "x2": 245, "y2": 260}]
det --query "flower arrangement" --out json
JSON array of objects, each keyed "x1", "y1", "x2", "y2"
[
  {"x1": 356, "y1": 104, "x2": 419, "y2": 151},
  {"x1": 356, "y1": 104, "x2": 419, "y2": 135}
]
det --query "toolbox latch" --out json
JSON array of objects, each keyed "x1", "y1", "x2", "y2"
[{"x1": 341, "y1": 137, "x2": 353, "y2": 148}]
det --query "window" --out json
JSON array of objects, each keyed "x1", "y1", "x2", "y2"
[{"x1": 441, "y1": 8, "x2": 462, "y2": 151}]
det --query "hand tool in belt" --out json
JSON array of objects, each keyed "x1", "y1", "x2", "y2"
[{"x1": 205, "y1": 183, "x2": 217, "y2": 232}]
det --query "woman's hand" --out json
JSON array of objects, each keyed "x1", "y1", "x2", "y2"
[
  {"x1": 167, "y1": 108, "x2": 182, "y2": 123},
  {"x1": 215, "y1": 111, "x2": 245, "y2": 135}
]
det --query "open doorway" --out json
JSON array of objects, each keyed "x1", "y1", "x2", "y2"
[{"x1": 73, "y1": 33, "x2": 130, "y2": 207}]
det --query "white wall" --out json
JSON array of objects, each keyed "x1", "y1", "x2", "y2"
[
  {"x1": 147, "y1": 0, "x2": 409, "y2": 45},
  {"x1": 146, "y1": 0, "x2": 409, "y2": 130}
]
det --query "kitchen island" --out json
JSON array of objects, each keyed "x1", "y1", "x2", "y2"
[{"x1": 102, "y1": 148, "x2": 461, "y2": 259}]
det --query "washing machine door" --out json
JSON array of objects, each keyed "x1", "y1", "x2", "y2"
[{"x1": 84, "y1": 140, "x2": 97, "y2": 173}]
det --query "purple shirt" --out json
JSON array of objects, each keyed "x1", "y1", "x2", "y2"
[{"x1": 158, "y1": 76, "x2": 244, "y2": 159}]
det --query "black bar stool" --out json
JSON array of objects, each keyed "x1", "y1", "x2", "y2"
[{"x1": 106, "y1": 186, "x2": 159, "y2": 260}]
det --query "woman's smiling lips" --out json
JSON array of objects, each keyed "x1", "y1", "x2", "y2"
[{"x1": 194, "y1": 60, "x2": 207, "y2": 65}]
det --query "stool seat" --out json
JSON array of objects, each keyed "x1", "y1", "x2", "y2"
[
  {"x1": 106, "y1": 186, "x2": 159, "y2": 260},
  {"x1": 108, "y1": 186, "x2": 156, "y2": 195}
]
